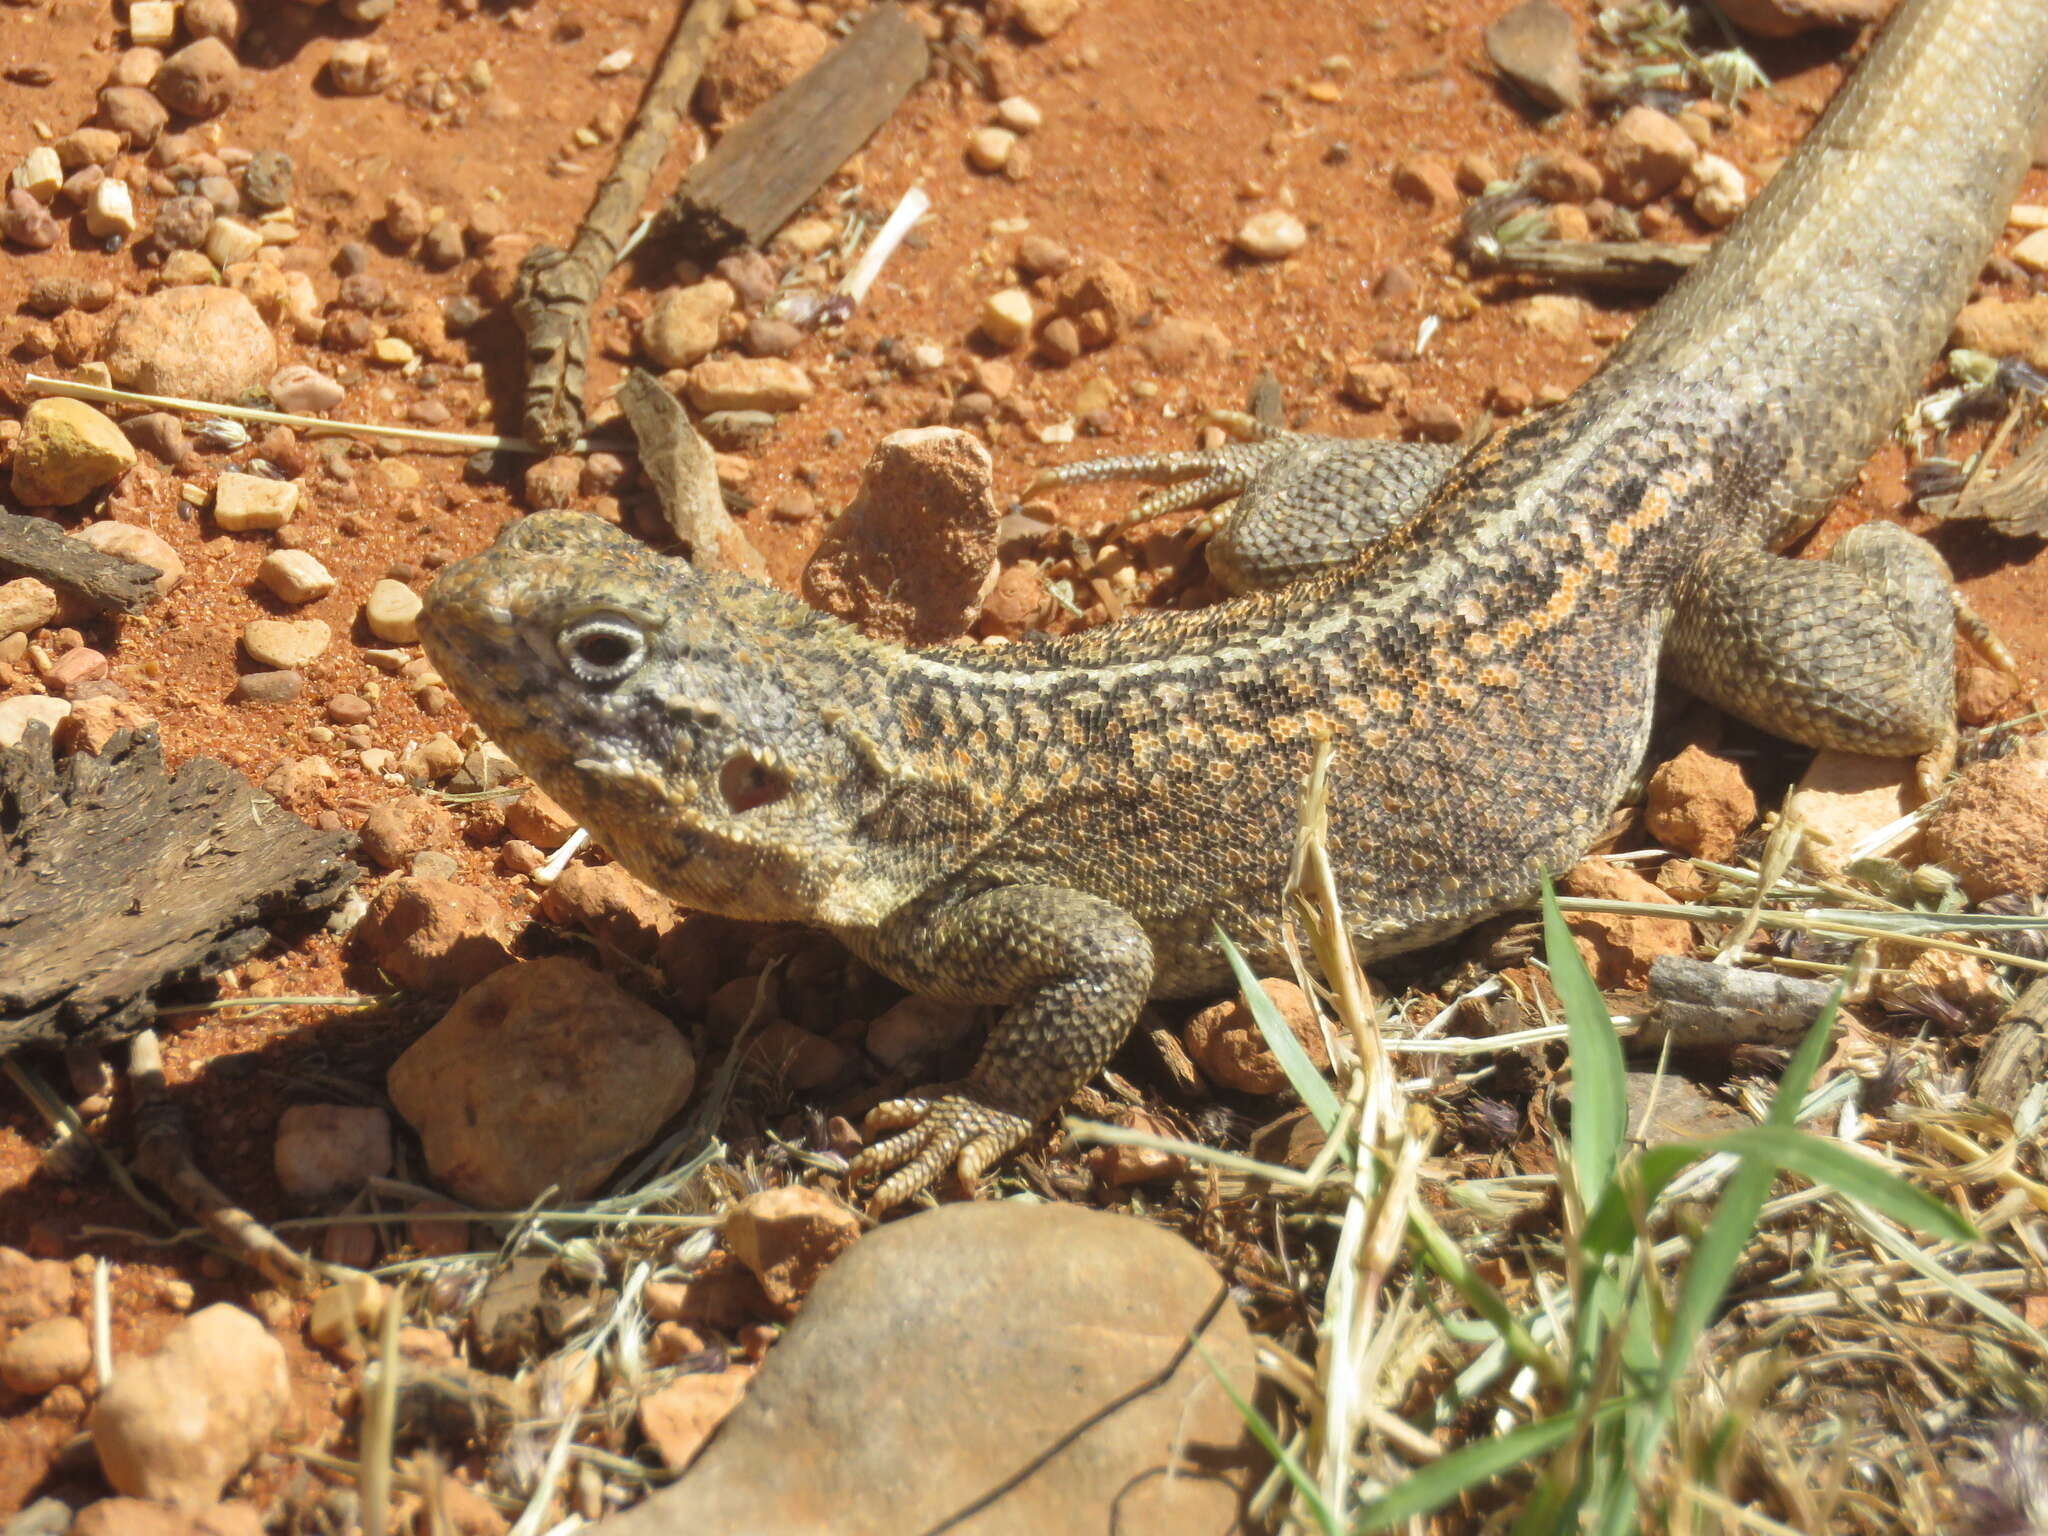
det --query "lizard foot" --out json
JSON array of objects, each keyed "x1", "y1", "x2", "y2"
[{"x1": 848, "y1": 1086, "x2": 1036, "y2": 1212}]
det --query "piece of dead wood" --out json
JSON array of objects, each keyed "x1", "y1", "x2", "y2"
[
  {"x1": 651, "y1": 3, "x2": 929, "y2": 265},
  {"x1": 615, "y1": 369, "x2": 768, "y2": 579},
  {"x1": 0, "y1": 725, "x2": 360, "y2": 1052},
  {"x1": 1973, "y1": 975, "x2": 2048, "y2": 1119},
  {"x1": 1468, "y1": 236, "x2": 1705, "y2": 290},
  {"x1": 0, "y1": 510, "x2": 161, "y2": 614},
  {"x1": 514, "y1": 0, "x2": 735, "y2": 452},
  {"x1": 1639, "y1": 955, "x2": 1835, "y2": 1051}
]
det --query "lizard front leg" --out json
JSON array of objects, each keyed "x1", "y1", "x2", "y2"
[{"x1": 847, "y1": 884, "x2": 1154, "y2": 1212}]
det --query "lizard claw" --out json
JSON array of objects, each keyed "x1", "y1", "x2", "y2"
[{"x1": 848, "y1": 1087, "x2": 1036, "y2": 1212}]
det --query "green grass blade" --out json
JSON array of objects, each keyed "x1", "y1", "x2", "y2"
[
  {"x1": 1353, "y1": 1401, "x2": 1630, "y2": 1532},
  {"x1": 1216, "y1": 924, "x2": 1342, "y2": 1130},
  {"x1": 1700, "y1": 1126, "x2": 1975, "y2": 1244},
  {"x1": 1194, "y1": 1335, "x2": 1337, "y2": 1535},
  {"x1": 1541, "y1": 880, "x2": 1625, "y2": 1196},
  {"x1": 1411, "y1": 1207, "x2": 1566, "y2": 1392}
]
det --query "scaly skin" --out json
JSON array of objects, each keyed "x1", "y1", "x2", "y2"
[{"x1": 421, "y1": 0, "x2": 2048, "y2": 1209}]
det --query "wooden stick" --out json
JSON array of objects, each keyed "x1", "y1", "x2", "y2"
[
  {"x1": 1469, "y1": 237, "x2": 1705, "y2": 290},
  {"x1": 0, "y1": 509, "x2": 160, "y2": 613},
  {"x1": 653, "y1": 3, "x2": 928, "y2": 265}
]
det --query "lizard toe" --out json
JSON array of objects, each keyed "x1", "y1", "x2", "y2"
[{"x1": 849, "y1": 1091, "x2": 1035, "y2": 1212}]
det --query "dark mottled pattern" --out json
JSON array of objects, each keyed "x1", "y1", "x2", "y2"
[{"x1": 422, "y1": 0, "x2": 2048, "y2": 1208}]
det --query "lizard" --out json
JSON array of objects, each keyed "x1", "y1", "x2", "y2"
[{"x1": 420, "y1": 0, "x2": 2048, "y2": 1211}]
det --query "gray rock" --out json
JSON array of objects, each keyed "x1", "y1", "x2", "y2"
[
  {"x1": 596, "y1": 1202, "x2": 1260, "y2": 1535},
  {"x1": 1485, "y1": 0, "x2": 1582, "y2": 113},
  {"x1": 242, "y1": 149, "x2": 294, "y2": 211}
]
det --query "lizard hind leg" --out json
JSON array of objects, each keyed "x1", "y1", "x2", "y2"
[{"x1": 1663, "y1": 522, "x2": 1959, "y2": 794}]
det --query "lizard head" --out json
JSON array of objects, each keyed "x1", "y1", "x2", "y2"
[{"x1": 420, "y1": 512, "x2": 899, "y2": 925}]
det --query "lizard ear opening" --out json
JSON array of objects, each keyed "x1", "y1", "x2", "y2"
[{"x1": 719, "y1": 750, "x2": 793, "y2": 813}]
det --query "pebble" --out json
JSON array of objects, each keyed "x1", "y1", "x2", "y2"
[
  {"x1": 1952, "y1": 295, "x2": 2048, "y2": 371},
  {"x1": 1645, "y1": 744, "x2": 1756, "y2": 862},
  {"x1": 684, "y1": 357, "x2": 815, "y2": 413},
  {"x1": 328, "y1": 39, "x2": 395, "y2": 97},
  {"x1": 724, "y1": 1187, "x2": 861, "y2": 1308},
  {"x1": 150, "y1": 194, "x2": 213, "y2": 251},
  {"x1": 387, "y1": 957, "x2": 697, "y2": 1206},
  {"x1": 231, "y1": 670, "x2": 303, "y2": 704},
  {"x1": 46, "y1": 647, "x2": 109, "y2": 697},
  {"x1": 802, "y1": 428, "x2": 1001, "y2": 645},
  {"x1": 1085, "y1": 1107, "x2": 1189, "y2": 1188},
  {"x1": 979, "y1": 287, "x2": 1034, "y2": 350},
  {"x1": 274, "y1": 1105, "x2": 393, "y2": 1202},
  {"x1": 98, "y1": 84, "x2": 170, "y2": 146},
  {"x1": 256, "y1": 549, "x2": 335, "y2": 604},
  {"x1": 353, "y1": 874, "x2": 516, "y2": 990},
  {"x1": 0, "y1": 578, "x2": 59, "y2": 640},
  {"x1": 242, "y1": 148, "x2": 293, "y2": 210},
  {"x1": 749, "y1": 1020, "x2": 851, "y2": 1090},
  {"x1": 267, "y1": 363, "x2": 343, "y2": 415},
  {"x1": 372, "y1": 336, "x2": 416, "y2": 367},
  {"x1": 539, "y1": 863, "x2": 677, "y2": 963},
  {"x1": 0, "y1": 1316, "x2": 92, "y2": 1397},
  {"x1": 742, "y1": 314, "x2": 803, "y2": 358},
  {"x1": 995, "y1": 95, "x2": 1042, "y2": 133},
  {"x1": 1559, "y1": 859, "x2": 1694, "y2": 988},
  {"x1": 639, "y1": 1368, "x2": 756, "y2": 1471},
  {"x1": 1009, "y1": 0, "x2": 1080, "y2": 39},
  {"x1": 9, "y1": 398, "x2": 137, "y2": 507},
  {"x1": 73, "y1": 520, "x2": 183, "y2": 595},
  {"x1": 420, "y1": 218, "x2": 466, "y2": 269},
  {"x1": 203, "y1": 216, "x2": 262, "y2": 268},
  {"x1": 2, "y1": 189, "x2": 61, "y2": 249},
  {"x1": 1484, "y1": 0, "x2": 1582, "y2": 112},
  {"x1": 357, "y1": 794, "x2": 457, "y2": 869},
  {"x1": 89, "y1": 1304, "x2": 291, "y2": 1508},
  {"x1": 0, "y1": 1248, "x2": 75, "y2": 1329},
  {"x1": 1713, "y1": 0, "x2": 1890, "y2": 38},
  {"x1": 1016, "y1": 234, "x2": 1073, "y2": 276},
  {"x1": 1391, "y1": 156, "x2": 1459, "y2": 212},
  {"x1": 152, "y1": 37, "x2": 239, "y2": 117},
  {"x1": 2012, "y1": 228, "x2": 2048, "y2": 275},
  {"x1": 55, "y1": 128, "x2": 122, "y2": 171},
  {"x1": 364, "y1": 578, "x2": 423, "y2": 642},
  {"x1": 1183, "y1": 978, "x2": 1326, "y2": 1094},
  {"x1": 104, "y1": 285, "x2": 277, "y2": 402},
  {"x1": 504, "y1": 785, "x2": 578, "y2": 849},
  {"x1": 213, "y1": 471, "x2": 299, "y2": 530},
  {"x1": 698, "y1": 15, "x2": 831, "y2": 122},
  {"x1": 966, "y1": 125, "x2": 1018, "y2": 173},
  {"x1": 1924, "y1": 752, "x2": 2048, "y2": 901},
  {"x1": 1528, "y1": 149, "x2": 1603, "y2": 203},
  {"x1": 184, "y1": 0, "x2": 243, "y2": 41},
  {"x1": 242, "y1": 618, "x2": 330, "y2": 670},
  {"x1": 1689, "y1": 152, "x2": 1747, "y2": 228},
  {"x1": 1232, "y1": 207, "x2": 1308, "y2": 259},
  {"x1": 715, "y1": 248, "x2": 779, "y2": 307},
  {"x1": 642, "y1": 278, "x2": 736, "y2": 369},
  {"x1": 863, "y1": 994, "x2": 977, "y2": 1070},
  {"x1": 85, "y1": 178, "x2": 137, "y2": 238},
  {"x1": 13, "y1": 145, "x2": 61, "y2": 201},
  {"x1": 0, "y1": 696, "x2": 73, "y2": 749},
  {"x1": 1607, "y1": 105, "x2": 1698, "y2": 205},
  {"x1": 1405, "y1": 394, "x2": 1464, "y2": 441}
]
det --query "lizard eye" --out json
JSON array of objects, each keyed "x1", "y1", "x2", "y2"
[{"x1": 558, "y1": 613, "x2": 647, "y2": 684}]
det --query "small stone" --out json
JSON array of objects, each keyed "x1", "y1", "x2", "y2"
[
  {"x1": 978, "y1": 559, "x2": 1048, "y2": 638},
  {"x1": 9, "y1": 398, "x2": 137, "y2": 507},
  {"x1": 1232, "y1": 208, "x2": 1308, "y2": 259},
  {"x1": 1957, "y1": 665, "x2": 2018, "y2": 726},
  {"x1": 328, "y1": 39, "x2": 395, "y2": 97},
  {"x1": 1484, "y1": 0, "x2": 1582, "y2": 112},
  {"x1": 0, "y1": 1248, "x2": 76, "y2": 1328},
  {"x1": 523, "y1": 454, "x2": 582, "y2": 510},
  {"x1": 748, "y1": 1020, "x2": 851, "y2": 1090},
  {"x1": 1528, "y1": 149, "x2": 1603, "y2": 203},
  {"x1": 724, "y1": 1186, "x2": 861, "y2": 1307},
  {"x1": 268, "y1": 363, "x2": 343, "y2": 414},
  {"x1": 1016, "y1": 234, "x2": 1072, "y2": 277},
  {"x1": 103, "y1": 285, "x2": 277, "y2": 402},
  {"x1": 0, "y1": 696, "x2": 73, "y2": 750},
  {"x1": 364, "y1": 578, "x2": 423, "y2": 642},
  {"x1": 420, "y1": 219, "x2": 466, "y2": 270},
  {"x1": 353, "y1": 876, "x2": 518, "y2": 992},
  {"x1": 242, "y1": 618, "x2": 329, "y2": 670},
  {"x1": 966, "y1": 125, "x2": 1017, "y2": 173},
  {"x1": 372, "y1": 336, "x2": 416, "y2": 367},
  {"x1": 1183, "y1": 978, "x2": 1328, "y2": 1095},
  {"x1": 1559, "y1": 860, "x2": 1694, "y2": 988},
  {"x1": 863, "y1": 995, "x2": 977, "y2": 1070},
  {"x1": 213, "y1": 471, "x2": 299, "y2": 531},
  {"x1": 152, "y1": 38, "x2": 239, "y2": 118},
  {"x1": 275, "y1": 1105, "x2": 393, "y2": 1202},
  {"x1": 1787, "y1": 750, "x2": 1917, "y2": 877},
  {"x1": 307, "y1": 1273, "x2": 388, "y2": 1355},
  {"x1": 1952, "y1": 295, "x2": 2048, "y2": 372},
  {"x1": 183, "y1": 0, "x2": 244, "y2": 41},
  {"x1": 73, "y1": 521, "x2": 183, "y2": 595},
  {"x1": 232, "y1": 670, "x2": 302, "y2": 704},
  {"x1": 697, "y1": 15, "x2": 830, "y2": 122},
  {"x1": 2012, "y1": 228, "x2": 2048, "y2": 276},
  {"x1": 2, "y1": 188, "x2": 61, "y2": 248},
  {"x1": 1391, "y1": 156, "x2": 1459, "y2": 211},
  {"x1": 241, "y1": 149, "x2": 294, "y2": 211},
  {"x1": 1924, "y1": 753, "x2": 2048, "y2": 902},
  {"x1": 13, "y1": 145, "x2": 62, "y2": 202},
  {"x1": 0, "y1": 1316, "x2": 92, "y2": 1397},
  {"x1": 639, "y1": 1368, "x2": 755, "y2": 1471},
  {"x1": 256, "y1": 548, "x2": 335, "y2": 604},
  {"x1": 1712, "y1": 0, "x2": 1891, "y2": 39},
  {"x1": 504, "y1": 785, "x2": 578, "y2": 850},
  {"x1": 538, "y1": 863, "x2": 677, "y2": 962},
  {"x1": 642, "y1": 278, "x2": 736, "y2": 370},
  {"x1": 1645, "y1": 744, "x2": 1756, "y2": 863},
  {"x1": 683, "y1": 357, "x2": 814, "y2": 413},
  {"x1": 1607, "y1": 105, "x2": 1699, "y2": 205},
  {"x1": 399, "y1": 732, "x2": 466, "y2": 782},
  {"x1": 325, "y1": 693, "x2": 374, "y2": 726},
  {"x1": 357, "y1": 794, "x2": 462, "y2": 871},
  {"x1": 85, "y1": 178, "x2": 138, "y2": 239},
  {"x1": 743, "y1": 315, "x2": 803, "y2": 358},
  {"x1": 46, "y1": 647, "x2": 110, "y2": 696},
  {"x1": 150, "y1": 194, "x2": 213, "y2": 252},
  {"x1": 1404, "y1": 394, "x2": 1464, "y2": 441},
  {"x1": 0, "y1": 578, "x2": 60, "y2": 640},
  {"x1": 54, "y1": 128, "x2": 123, "y2": 172},
  {"x1": 1084, "y1": 1107, "x2": 1189, "y2": 1188},
  {"x1": 979, "y1": 287, "x2": 1034, "y2": 350},
  {"x1": 1689, "y1": 152, "x2": 1748, "y2": 228},
  {"x1": 1008, "y1": 0, "x2": 1080, "y2": 40},
  {"x1": 388, "y1": 957, "x2": 696, "y2": 1207},
  {"x1": 802, "y1": 428, "x2": 1000, "y2": 645},
  {"x1": 99, "y1": 84, "x2": 171, "y2": 147},
  {"x1": 89, "y1": 1304, "x2": 290, "y2": 1509}
]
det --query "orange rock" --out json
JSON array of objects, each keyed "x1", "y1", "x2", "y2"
[{"x1": 1557, "y1": 860, "x2": 1694, "y2": 989}]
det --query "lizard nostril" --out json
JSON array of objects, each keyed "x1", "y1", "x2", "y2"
[{"x1": 718, "y1": 751, "x2": 792, "y2": 813}]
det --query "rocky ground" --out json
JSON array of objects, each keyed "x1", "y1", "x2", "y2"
[{"x1": 4, "y1": 0, "x2": 2048, "y2": 1530}]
